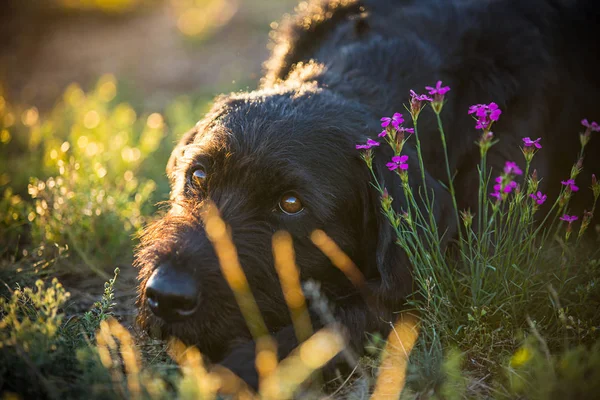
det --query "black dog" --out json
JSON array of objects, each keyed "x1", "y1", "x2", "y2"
[{"x1": 136, "y1": 0, "x2": 600, "y2": 388}]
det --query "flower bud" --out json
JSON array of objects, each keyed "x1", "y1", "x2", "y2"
[
  {"x1": 528, "y1": 169, "x2": 539, "y2": 194},
  {"x1": 460, "y1": 209, "x2": 474, "y2": 229},
  {"x1": 592, "y1": 174, "x2": 600, "y2": 201},
  {"x1": 580, "y1": 132, "x2": 591, "y2": 148},
  {"x1": 570, "y1": 158, "x2": 584, "y2": 180},
  {"x1": 578, "y1": 210, "x2": 594, "y2": 238},
  {"x1": 381, "y1": 188, "x2": 393, "y2": 213},
  {"x1": 361, "y1": 149, "x2": 373, "y2": 169}
]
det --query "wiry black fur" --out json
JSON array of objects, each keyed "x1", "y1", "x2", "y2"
[{"x1": 137, "y1": 0, "x2": 600, "y2": 389}]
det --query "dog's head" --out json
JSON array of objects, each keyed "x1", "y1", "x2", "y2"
[{"x1": 135, "y1": 83, "x2": 454, "y2": 361}]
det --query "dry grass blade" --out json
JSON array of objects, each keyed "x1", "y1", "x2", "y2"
[
  {"x1": 370, "y1": 313, "x2": 420, "y2": 399},
  {"x1": 96, "y1": 318, "x2": 146, "y2": 398},
  {"x1": 259, "y1": 327, "x2": 346, "y2": 400},
  {"x1": 200, "y1": 201, "x2": 268, "y2": 340},
  {"x1": 168, "y1": 339, "x2": 222, "y2": 400},
  {"x1": 310, "y1": 230, "x2": 369, "y2": 298},
  {"x1": 97, "y1": 319, "x2": 127, "y2": 398},
  {"x1": 200, "y1": 201, "x2": 278, "y2": 393},
  {"x1": 107, "y1": 319, "x2": 142, "y2": 399},
  {"x1": 256, "y1": 335, "x2": 279, "y2": 391},
  {"x1": 272, "y1": 230, "x2": 314, "y2": 343}
]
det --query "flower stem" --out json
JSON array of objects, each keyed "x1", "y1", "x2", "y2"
[
  {"x1": 412, "y1": 117, "x2": 439, "y2": 240},
  {"x1": 435, "y1": 112, "x2": 463, "y2": 245}
]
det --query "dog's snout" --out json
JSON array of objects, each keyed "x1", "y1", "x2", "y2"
[{"x1": 145, "y1": 264, "x2": 199, "y2": 322}]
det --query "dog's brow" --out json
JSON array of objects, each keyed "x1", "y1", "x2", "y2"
[{"x1": 181, "y1": 145, "x2": 206, "y2": 165}]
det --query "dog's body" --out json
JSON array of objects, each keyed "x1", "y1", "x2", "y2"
[{"x1": 137, "y1": 0, "x2": 600, "y2": 388}]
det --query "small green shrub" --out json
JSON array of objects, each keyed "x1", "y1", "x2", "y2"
[
  {"x1": 0, "y1": 76, "x2": 176, "y2": 276},
  {"x1": 0, "y1": 278, "x2": 72, "y2": 397}
]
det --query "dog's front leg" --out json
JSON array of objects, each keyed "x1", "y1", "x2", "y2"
[
  {"x1": 217, "y1": 325, "x2": 298, "y2": 390},
  {"x1": 217, "y1": 295, "x2": 396, "y2": 390}
]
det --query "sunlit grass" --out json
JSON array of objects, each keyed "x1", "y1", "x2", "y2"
[
  {"x1": 0, "y1": 76, "x2": 175, "y2": 276},
  {"x1": 1, "y1": 75, "x2": 600, "y2": 398}
]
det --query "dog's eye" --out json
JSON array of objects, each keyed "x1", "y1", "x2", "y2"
[
  {"x1": 189, "y1": 165, "x2": 207, "y2": 186},
  {"x1": 278, "y1": 193, "x2": 304, "y2": 215}
]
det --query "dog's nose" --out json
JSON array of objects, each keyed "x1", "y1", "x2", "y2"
[{"x1": 145, "y1": 264, "x2": 199, "y2": 322}]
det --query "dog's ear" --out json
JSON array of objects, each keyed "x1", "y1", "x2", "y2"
[
  {"x1": 166, "y1": 126, "x2": 199, "y2": 182},
  {"x1": 369, "y1": 145, "x2": 457, "y2": 303}
]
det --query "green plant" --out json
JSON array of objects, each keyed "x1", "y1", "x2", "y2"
[
  {"x1": 0, "y1": 278, "x2": 72, "y2": 397},
  {"x1": 0, "y1": 76, "x2": 176, "y2": 277},
  {"x1": 358, "y1": 84, "x2": 600, "y2": 398}
]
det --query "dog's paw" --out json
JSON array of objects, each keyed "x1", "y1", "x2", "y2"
[{"x1": 218, "y1": 346, "x2": 260, "y2": 390}]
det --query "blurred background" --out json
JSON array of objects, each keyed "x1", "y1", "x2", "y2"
[{"x1": 1, "y1": 0, "x2": 296, "y2": 111}]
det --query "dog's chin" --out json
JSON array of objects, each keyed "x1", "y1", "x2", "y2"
[{"x1": 138, "y1": 304, "x2": 252, "y2": 362}]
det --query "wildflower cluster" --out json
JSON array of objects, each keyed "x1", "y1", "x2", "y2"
[
  {"x1": 469, "y1": 102, "x2": 502, "y2": 151},
  {"x1": 469, "y1": 103, "x2": 502, "y2": 130},
  {"x1": 408, "y1": 81, "x2": 450, "y2": 119},
  {"x1": 353, "y1": 80, "x2": 600, "y2": 399},
  {"x1": 355, "y1": 112, "x2": 414, "y2": 177},
  {"x1": 490, "y1": 161, "x2": 522, "y2": 202}
]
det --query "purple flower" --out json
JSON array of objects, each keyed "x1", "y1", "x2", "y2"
[
  {"x1": 356, "y1": 138, "x2": 380, "y2": 150},
  {"x1": 504, "y1": 161, "x2": 523, "y2": 176},
  {"x1": 475, "y1": 118, "x2": 489, "y2": 130},
  {"x1": 560, "y1": 214, "x2": 578, "y2": 223},
  {"x1": 386, "y1": 155, "x2": 409, "y2": 171},
  {"x1": 425, "y1": 81, "x2": 451, "y2": 96},
  {"x1": 490, "y1": 191, "x2": 501, "y2": 200},
  {"x1": 561, "y1": 179, "x2": 579, "y2": 192},
  {"x1": 488, "y1": 103, "x2": 501, "y2": 121},
  {"x1": 581, "y1": 119, "x2": 600, "y2": 132},
  {"x1": 468, "y1": 104, "x2": 484, "y2": 115},
  {"x1": 410, "y1": 90, "x2": 433, "y2": 102},
  {"x1": 493, "y1": 176, "x2": 517, "y2": 194},
  {"x1": 378, "y1": 130, "x2": 387, "y2": 138},
  {"x1": 469, "y1": 102, "x2": 502, "y2": 130},
  {"x1": 398, "y1": 127, "x2": 414, "y2": 134},
  {"x1": 530, "y1": 191, "x2": 547, "y2": 205},
  {"x1": 523, "y1": 137, "x2": 542, "y2": 149},
  {"x1": 381, "y1": 113, "x2": 404, "y2": 128}
]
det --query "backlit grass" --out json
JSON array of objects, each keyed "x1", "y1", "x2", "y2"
[{"x1": 1, "y1": 78, "x2": 599, "y2": 399}]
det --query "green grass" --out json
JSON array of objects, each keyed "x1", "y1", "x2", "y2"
[
  {"x1": 1, "y1": 79, "x2": 600, "y2": 399},
  {"x1": 0, "y1": 75, "x2": 213, "y2": 278}
]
